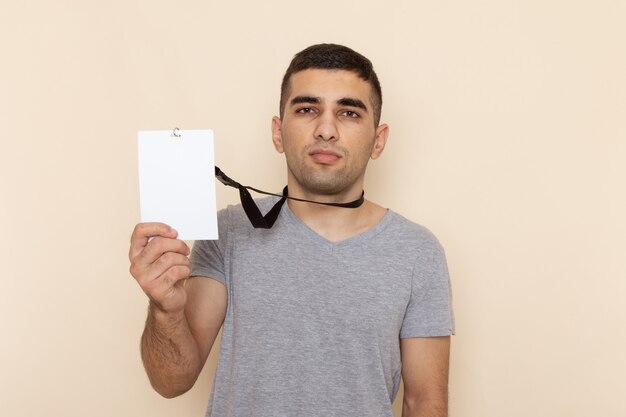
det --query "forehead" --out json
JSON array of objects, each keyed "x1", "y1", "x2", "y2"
[{"x1": 286, "y1": 69, "x2": 372, "y2": 103}]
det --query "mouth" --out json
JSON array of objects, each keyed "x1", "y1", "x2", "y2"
[{"x1": 308, "y1": 148, "x2": 342, "y2": 164}]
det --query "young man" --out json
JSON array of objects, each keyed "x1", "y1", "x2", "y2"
[{"x1": 129, "y1": 44, "x2": 454, "y2": 417}]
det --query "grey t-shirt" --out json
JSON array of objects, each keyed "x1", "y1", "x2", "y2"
[{"x1": 190, "y1": 198, "x2": 454, "y2": 417}]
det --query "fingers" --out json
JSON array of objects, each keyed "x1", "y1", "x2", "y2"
[
  {"x1": 128, "y1": 222, "x2": 194, "y2": 313},
  {"x1": 129, "y1": 222, "x2": 178, "y2": 261},
  {"x1": 135, "y1": 236, "x2": 190, "y2": 266},
  {"x1": 142, "y1": 256, "x2": 192, "y2": 301},
  {"x1": 146, "y1": 252, "x2": 192, "y2": 286},
  {"x1": 130, "y1": 237, "x2": 190, "y2": 279}
]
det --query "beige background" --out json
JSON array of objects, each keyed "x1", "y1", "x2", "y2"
[{"x1": 1, "y1": 1, "x2": 625, "y2": 416}]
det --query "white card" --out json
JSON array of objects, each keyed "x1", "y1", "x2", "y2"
[{"x1": 138, "y1": 129, "x2": 218, "y2": 240}]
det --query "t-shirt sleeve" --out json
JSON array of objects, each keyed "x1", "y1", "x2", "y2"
[
  {"x1": 189, "y1": 208, "x2": 229, "y2": 286},
  {"x1": 400, "y1": 238, "x2": 455, "y2": 338}
]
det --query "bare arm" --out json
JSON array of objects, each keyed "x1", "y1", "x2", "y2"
[
  {"x1": 129, "y1": 223, "x2": 227, "y2": 398},
  {"x1": 400, "y1": 336, "x2": 451, "y2": 417}
]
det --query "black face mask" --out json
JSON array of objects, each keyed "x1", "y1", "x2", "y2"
[{"x1": 215, "y1": 166, "x2": 364, "y2": 229}]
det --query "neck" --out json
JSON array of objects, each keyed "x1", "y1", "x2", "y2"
[
  {"x1": 283, "y1": 186, "x2": 364, "y2": 209},
  {"x1": 286, "y1": 190, "x2": 387, "y2": 242}
]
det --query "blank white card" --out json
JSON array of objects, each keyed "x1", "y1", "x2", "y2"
[{"x1": 137, "y1": 129, "x2": 218, "y2": 240}]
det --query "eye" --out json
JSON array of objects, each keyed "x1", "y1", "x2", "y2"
[
  {"x1": 296, "y1": 107, "x2": 315, "y2": 114},
  {"x1": 341, "y1": 110, "x2": 360, "y2": 118}
]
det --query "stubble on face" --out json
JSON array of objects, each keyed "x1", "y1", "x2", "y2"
[{"x1": 286, "y1": 140, "x2": 373, "y2": 196}]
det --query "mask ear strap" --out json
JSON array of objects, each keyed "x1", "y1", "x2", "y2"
[{"x1": 215, "y1": 166, "x2": 363, "y2": 229}]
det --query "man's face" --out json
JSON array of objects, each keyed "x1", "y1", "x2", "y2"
[{"x1": 272, "y1": 69, "x2": 388, "y2": 197}]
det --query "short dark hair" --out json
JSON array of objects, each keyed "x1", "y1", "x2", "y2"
[{"x1": 279, "y1": 44, "x2": 383, "y2": 126}]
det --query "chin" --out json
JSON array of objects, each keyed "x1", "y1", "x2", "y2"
[
  {"x1": 289, "y1": 162, "x2": 361, "y2": 195},
  {"x1": 300, "y1": 175, "x2": 355, "y2": 196}
]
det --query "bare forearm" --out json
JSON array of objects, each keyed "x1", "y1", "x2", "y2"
[
  {"x1": 401, "y1": 336, "x2": 450, "y2": 417},
  {"x1": 402, "y1": 398, "x2": 447, "y2": 417},
  {"x1": 141, "y1": 303, "x2": 202, "y2": 398}
]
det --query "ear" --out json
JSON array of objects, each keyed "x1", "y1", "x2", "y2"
[
  {"x1": 271, "y1": 116, "x2": 284, "y2": 153},
  {"x1": 370, "y1": 123, "x2": 389, "y2": 160}
]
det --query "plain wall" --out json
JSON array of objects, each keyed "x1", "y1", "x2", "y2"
[{"x1": 1, "y1": 1, "x2": 624, "y2": 416}]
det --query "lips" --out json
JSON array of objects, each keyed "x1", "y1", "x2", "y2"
[{"x1": 309, "y1": 148, "x2": 341, "y2": 164}]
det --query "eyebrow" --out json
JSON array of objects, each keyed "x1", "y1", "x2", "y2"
[
  {"x1": 290, "y1": 96, "x2": 320, "y2": 106},
  {"x1": 337, "y1": 97, "x2": 368, "y2": 111},
  {"x1": 290, "y1": 95, "x2": 368, "y2": 112}
]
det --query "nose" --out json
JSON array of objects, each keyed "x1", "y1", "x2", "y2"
[{"x1": 313, "y1": 112, "x2": 339, "y2": 142}]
